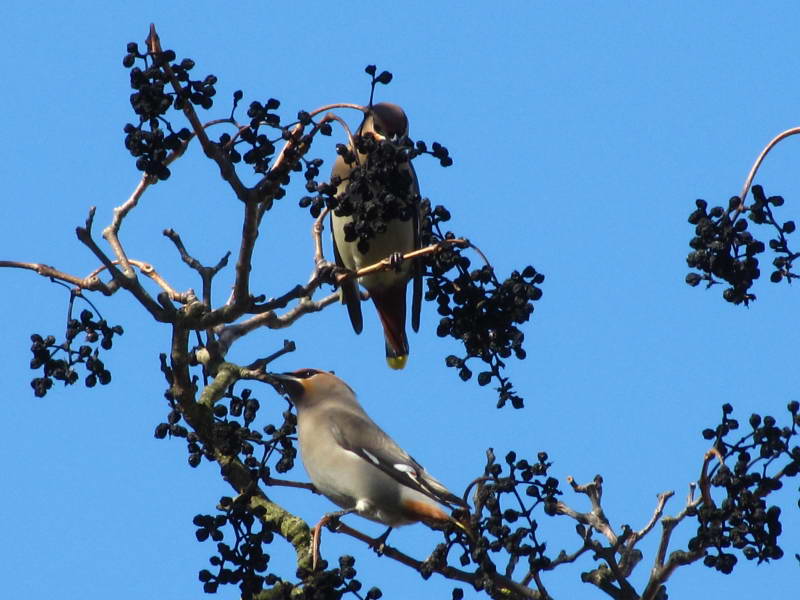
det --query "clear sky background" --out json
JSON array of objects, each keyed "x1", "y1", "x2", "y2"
[{"x1": 1, "y1": 2, "x2": 798, "y2": 599}]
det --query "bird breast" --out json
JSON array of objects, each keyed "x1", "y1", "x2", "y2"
[
  {"x1": 298, "y1": 413, "x2": 426, "y2": 526},
  {"x1": 332, "y1": 213, "x2": 415, "y2": 292}
]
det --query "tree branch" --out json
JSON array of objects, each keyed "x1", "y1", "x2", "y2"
[
  {"x1": 556, "y1": 475, "x2": 617, "y2": 545},
  {"x1": 101, "y1": 173, "x2": 150, "y2": 276},
  {"x1": 76, "y1": 207, "x2": 168, "y2": 321},
  {"x1": 147, "y1": 25, "x2": 251, "y2": 203},
  {"x1": 640, "y1": 452, "x2": 720, "y2": 600},
  {"x1": 328, "y1": 522, "x2": 543, "y2": 600},
  {"x1": 739, "y1": 126, "x2": 800, "y2": 207},
  {"x1": 163, "y1": 227, "x2": 230, "y2": 307},
  {"x1": 0, "y1": 260, "x2": 113, "y2": 294}
]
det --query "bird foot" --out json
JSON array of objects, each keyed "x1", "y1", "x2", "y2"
[
  {"x1": 315, "y1": 260, "x2": 338, "y2": 284},
  {"x1": 312, "y1": 509, "x2": 356, "y2": 570},
  {"x1": 388, "y1": 251, "x2": 404, "y2": 271},
  {"x1": 367, "y1": 527, "x2": 393, "y2": 556}
]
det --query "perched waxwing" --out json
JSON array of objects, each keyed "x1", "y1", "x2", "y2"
[
  {"x1": 270, "y1": 369, "x2": 467, "y2": 540},
  {"x1": 331, "y1": 102, "x2": 422, "y2": 370}
]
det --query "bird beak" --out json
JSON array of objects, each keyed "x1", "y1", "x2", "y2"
[{"x1": 268, "y1": 373, "x2": 305, "y2": 400}]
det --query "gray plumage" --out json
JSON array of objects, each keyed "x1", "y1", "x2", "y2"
[{"x1": 271, "y1": 369, "x2": 465, "y2": 527}]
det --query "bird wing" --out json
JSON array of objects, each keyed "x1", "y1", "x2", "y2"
[
  {"x1": 409, "y1": 161, "x2": 422, "y2": 333},
  {"x1": 327, "y1": 406, "x2": 465, "y2": 508},
  {"x1": 331, "y1": 156, "x2": 364, "y2": 334}
]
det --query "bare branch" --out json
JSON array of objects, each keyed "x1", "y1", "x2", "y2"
[
  {"x1": 308, "y1": 102, "x2": 367, "y2": 119},
  {"x1": 164, "y1": 227, "x2": 230, "y2": 306},
  {"x1": 76, "y1": 207, "x2": 168, "y2": 321},
  {"x1": 632, "y1": 491, "x2": 674, "y2": 545},
  {"x1": 739, "y1": 126, "x2": 800, "y2": 206},
  {"x1": 269, "y1": 293, "x2": 339, "y2": 329},
  {"x1": 102, "y1": 173, "x2": 151, "y2": 275},
  {"x1": 327, "y1": 521, "x2": 543, "y2": 600},
  {"x1": 245, "y1": 339, "x2": 297, "y2": 371},
  {"x1": 263, "y1": 477, "x2": 318, "y2": 494},
  {"x1": 229, "y1": 200, "x2": 260, "y2": 309},
  {"x1": 542, "y1": 541, "x2": 592, "y2": 572},
  {"x1": 345, "y1": 238, "x2": 469, "y2": 282},
  {"x1": 580, "y1": 564, "x2": 624, "y2": 600},
  {"x1": 640, "y1": 450, "x2": 723, "y2": 600},
  {"x1": 0, "y1": 260, "x2": 114, "y2": 294},
  {"x1": 312, "y1": 207, "x2": 332, "y2": 266},
  {"x1": 215, "y1": 313, "x2": 291, "y2": 355},
  {"x1": 556, "y1": 475, "x2": 617, "y2": 545}
]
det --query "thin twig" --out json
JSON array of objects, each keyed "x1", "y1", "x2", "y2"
[
  {"x1": 213, "y1": 239, "x2": 467, "y2": 352},
  {"x1": 83, "y1": 258, "x2": 191, "y2": 303},
  {"x1": 148, "y1": 25, "x2": 250, "y2": 203},
  {"x1": 264, "y1": 477, "x2": 318, "y2": 493},
  {"x1": 557, "y1": 475, "x2": 617, "y2": 545},
  {"x1": 269, "y1": 294, "x2": 339, "y2": 328},
  {"x1": 641, "y1": 451, "x2": 723, "y2": 600},
  {"x1": 76, "y1": 207, "x2": 167, "y2": 321},
  {"x1": 163, "y1": 228, "x2": 230, "y2": 306},
  {"x1": 267, "y1": 104, "x2": 362, "y2": 181},
  {"x1": 328, "y1": 522, "x2": 542, "y2": 599},
  {"x1": 542, "y1": 542, "x2": 592, "y2": 572},
  {"x1": 0, "y1": 260, "x2": 113, "y2": 294},
  {"x1": 631, "y1": 491, "x2": 674, "y2": 545},
  {"x1": 102, "y1": 174, "x2": 151, "y2": 275},
  {"x1": 313, "y1": 207, "x2": 332, "y2": 265},
  {"x1": 338, "y1": 238, "x2": 469, "y2": 284},
  {"x1": 245, "y1": 339, "x2": 297, "y2": 371},
  {"x1": 739, "y1": 126, "x2": 800, "y2": 206}
]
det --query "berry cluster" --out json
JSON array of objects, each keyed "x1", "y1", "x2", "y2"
[
  {"x1": 195, "y1": 496, "x2": 381, "y2": 600},
  {"x1": 685, "y1": 185, "x2": 797, "y2": 304},
  {"x1": 415, "y1": 139, "x2": 453, "y2": 167},
  {"x1": 300, "y1": 555, "x2": 383, "y2": 600},
  {"x1": 472, "y1": 451, "x2": 560, "y2": 575},
  {"x1": 691, "y1": 402, "x2": 799, "y2": 573},
  {"x1": 428, "y1": 449, "x2": 560, "y2": 594},
  {"x1": 123, "y1": 41, "x2": 215, "y2": 179},
  {"x1": 195, "y1": 496, "x2": 272, "y2": 598},
  {"x1": 300, "y1": 130, "x2": 429, "y2": 251},
  {"x1": 747, "y1": 186, "x2": 797, "y2": 283},
  {"x1": 29, "y1": 308, "x2": 122, "y2": 397},
  {"x1": 299, "y1": 66, "x2": 450, "y2": 231},
  {"x1": 154, "y1": 369, "x2": 299, "y2": 476},
  {"x1": 223, "y1": 97, "x2": 283, "y2": 175},
  {"x1": 424, "y1": 202, "x2": 544, "y2": 408},
  {"x1": 332, "y1": 135, "x2": 420, "y2": 255},
  {"x1": 223, "y1": 97, "x2": 330, "y2": 204}
]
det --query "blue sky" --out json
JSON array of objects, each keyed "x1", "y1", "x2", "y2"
[{"x1": 1, "y1": 2, "x2": 798, "y2": 598}]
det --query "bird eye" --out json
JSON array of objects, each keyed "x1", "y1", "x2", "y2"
[{"x1": 293, "y1": 368, "x2": 319, "y2": 379}]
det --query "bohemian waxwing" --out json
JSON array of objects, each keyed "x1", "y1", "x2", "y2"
[
  {"x1": 330, "y1": 102, "x2": 422, "y2": 370},
  {"x1": 270, "y1": 369, "x2": 466, "y2": 536}
]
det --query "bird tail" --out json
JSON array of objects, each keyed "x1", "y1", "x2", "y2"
[
  {"x1": 371, "y1": 287, "x2": 409, "y2": 369},
  {"x1": 339, "y1": 278, "x2": 364, "y2": 334},
  {"x1": 403, "y1": 499, "x2": 475, "y2": 541}
]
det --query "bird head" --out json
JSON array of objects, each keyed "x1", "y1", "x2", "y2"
[
  {"x1": 269, "y1": 369, "x2": 356, "y2": 409},
  {"x1": 362, "y1": 102, "x2": 409, "y2": 144}
]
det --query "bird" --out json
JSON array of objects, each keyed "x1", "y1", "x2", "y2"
[
  {"x1": 270, "y1": 368, "x2": 468, "y2": 563},
  {"x1": 330, "y1": 102, "x2": 422, "y2": 370}
]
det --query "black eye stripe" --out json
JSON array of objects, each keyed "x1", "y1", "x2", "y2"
[{"x1": 292, "y1": 368, "x2": 320, "y2": 379}]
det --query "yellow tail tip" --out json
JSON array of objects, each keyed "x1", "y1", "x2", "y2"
[{"x1": 386, "y1": 355, "x2": 408, "y2": 370}]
